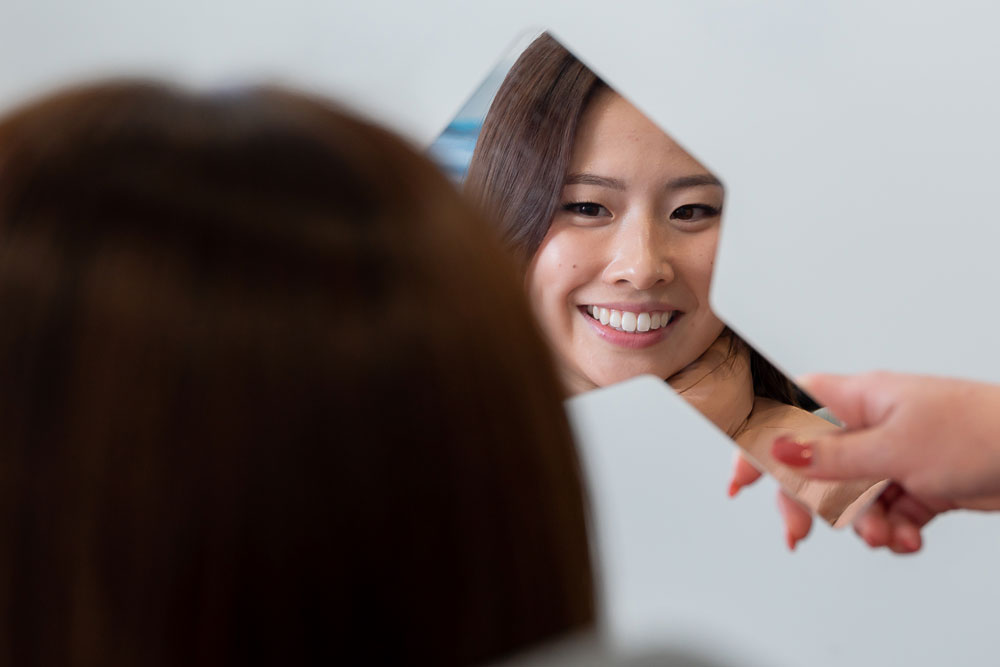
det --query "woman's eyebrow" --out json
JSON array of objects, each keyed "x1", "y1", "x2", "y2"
[
  {"x1": 565, "y1": 172, "x2": 723, "y2": 191},
  {"x1": 564, "y1": 173, "x2": 626, "y2": 190},
  {"x1": 667, "y1": 174, "x2": 723, "y2": 190}
]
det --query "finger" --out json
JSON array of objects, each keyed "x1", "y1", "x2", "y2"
[
  {"x1": 798, "y1": 371, "x2": 899, "y2": 430},
  {"x1": 853, "y1": 501, "x2": 891, "y2": 548},
  {"x1": 887, "y1": 513, "x2": 923, "y2": 554},
  {"x1": 777, "y1": 490, "x2": 812, "y2": 551},
  {"x1": 729, "y1": 453, "x2": 763, "y2": 497},
  {"x1": 771, "y1": 429, "x2": 897, "y2": 482},
  {"x1": 887, "y1": 492, "x2": 940, "y2": 528},
  {"x1": 894, "y1": 524, "x2": 923, "y2": 553},
  {"x1": 879, "y1": 482, "x2": 905, "y2": 507},
  {"x1": 796, "y1": 373, "x2": 871, "y2": 429}
]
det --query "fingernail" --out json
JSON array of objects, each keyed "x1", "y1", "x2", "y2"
[
  {"x1": 728, "y1": 480, "x2": 741, "y2": 498},
  {"x1": 786, "y1": 530, "x2": 797, "y2": 551},
  {"x1": 899, "y1": 526, "x2": 921, "y2": 552},
  {"x1": 772, "y1": 436, "x2": 814, "y2": 467}
]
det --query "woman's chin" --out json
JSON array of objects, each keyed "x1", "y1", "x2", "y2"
[
  {"x1": 587, "y1": 366, "x2": 677, "y2": 390},
  {"x1": 559, "y1": 358, "x2": 686, "y2": 396}
]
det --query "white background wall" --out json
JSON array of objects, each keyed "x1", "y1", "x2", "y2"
[
  {"x1": 4, "y1": 1, "x2": 1000, "y2": 665},
  {"x1": 5, "y1": 0, "x2": 1000, "y2": 379}
]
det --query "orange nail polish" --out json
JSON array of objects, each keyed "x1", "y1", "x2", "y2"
[{"x1": 728, "y1": 480, "x2": 741, "y2": 498}]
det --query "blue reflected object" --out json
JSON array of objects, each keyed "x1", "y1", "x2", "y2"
[{"x1": 428, "y1": 118, "x2": 481, "y2": 183}]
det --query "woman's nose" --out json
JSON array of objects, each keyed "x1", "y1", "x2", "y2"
[{"x1": 602, "y1": 221, "x2": 674, "y2": 290}]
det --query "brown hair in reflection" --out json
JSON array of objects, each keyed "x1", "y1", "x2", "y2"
[{"x1": 466, "y1": 33, "x2": 604, "y2": 266}]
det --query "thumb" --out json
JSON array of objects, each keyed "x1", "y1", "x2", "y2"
[
  {"x1": 797, "y1": 372, "x2": 877, "y2": 429},
  {"x1": 772, "y1": 428, "x2": 896, "y2": 481}
]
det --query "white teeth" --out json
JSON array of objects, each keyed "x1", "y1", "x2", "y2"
[{"x1": 586, "y1": 307, "x2": 676, "y2": 333}]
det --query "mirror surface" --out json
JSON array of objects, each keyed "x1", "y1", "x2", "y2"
[{"x1": 429, "y1": 30, "x2": 885, "y2": 525}]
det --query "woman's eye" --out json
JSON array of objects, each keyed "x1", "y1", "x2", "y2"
[
  {"x1": 563, "y1": 202, "x2": 611, "y2": 218},
  {"x1": 670, "y1": 204, "x2": 720, "y2": 222}
]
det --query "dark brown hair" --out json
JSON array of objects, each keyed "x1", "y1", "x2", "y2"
[
  {"x1": 465, "y1": 33, "x2": 605, "y2": 266},
  {"x1": 0, "y1": 81, "x2": 594, "y2": 666},
  {"x1": 465, "y1": 33, "x2": 798, "y2": 406}
]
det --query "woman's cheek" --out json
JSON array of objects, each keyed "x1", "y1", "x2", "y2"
[
  {"x1": 526, "y1": 234, "x2": 576, "y2": 329},
  {"x1": 529, "y1": 228, "x2": 595, "y2": 296},
  {"x1": 683, "y1": 230, "x2": 720, "y2": 298}
]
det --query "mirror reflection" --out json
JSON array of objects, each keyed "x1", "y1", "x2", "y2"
[{"x1": 430, "y1": 31, "x2": 886, "y2": 530}]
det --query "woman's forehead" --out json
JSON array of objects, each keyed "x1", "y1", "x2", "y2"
[{"x1": 568, "y1": 90, "x2": 714, "y2": 184}]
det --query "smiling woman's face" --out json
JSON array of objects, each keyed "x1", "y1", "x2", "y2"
[{"x1": 525, "y1": 88, "x2": 727, "y2": 395}]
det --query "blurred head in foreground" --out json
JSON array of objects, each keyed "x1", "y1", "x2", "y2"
[{"x1": 0, "y1": 82, "x2": 593, "y2": 666}]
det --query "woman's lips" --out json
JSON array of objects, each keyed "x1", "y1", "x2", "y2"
[{"x1": 578, "y1": 305, "x2": 679, "y2": 349}]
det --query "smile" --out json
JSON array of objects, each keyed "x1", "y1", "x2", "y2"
[{"x1": 584, "y1": 305, "x2": 676, "y2": 333}]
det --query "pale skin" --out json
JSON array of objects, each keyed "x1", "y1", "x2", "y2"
[{"x1": 525, "y1": 88, "x2": 807, "y2": 542}]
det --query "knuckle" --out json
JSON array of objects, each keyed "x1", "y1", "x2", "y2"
[{"x1": 862, "y1": 370, "x2": 893, "y2": 389}]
